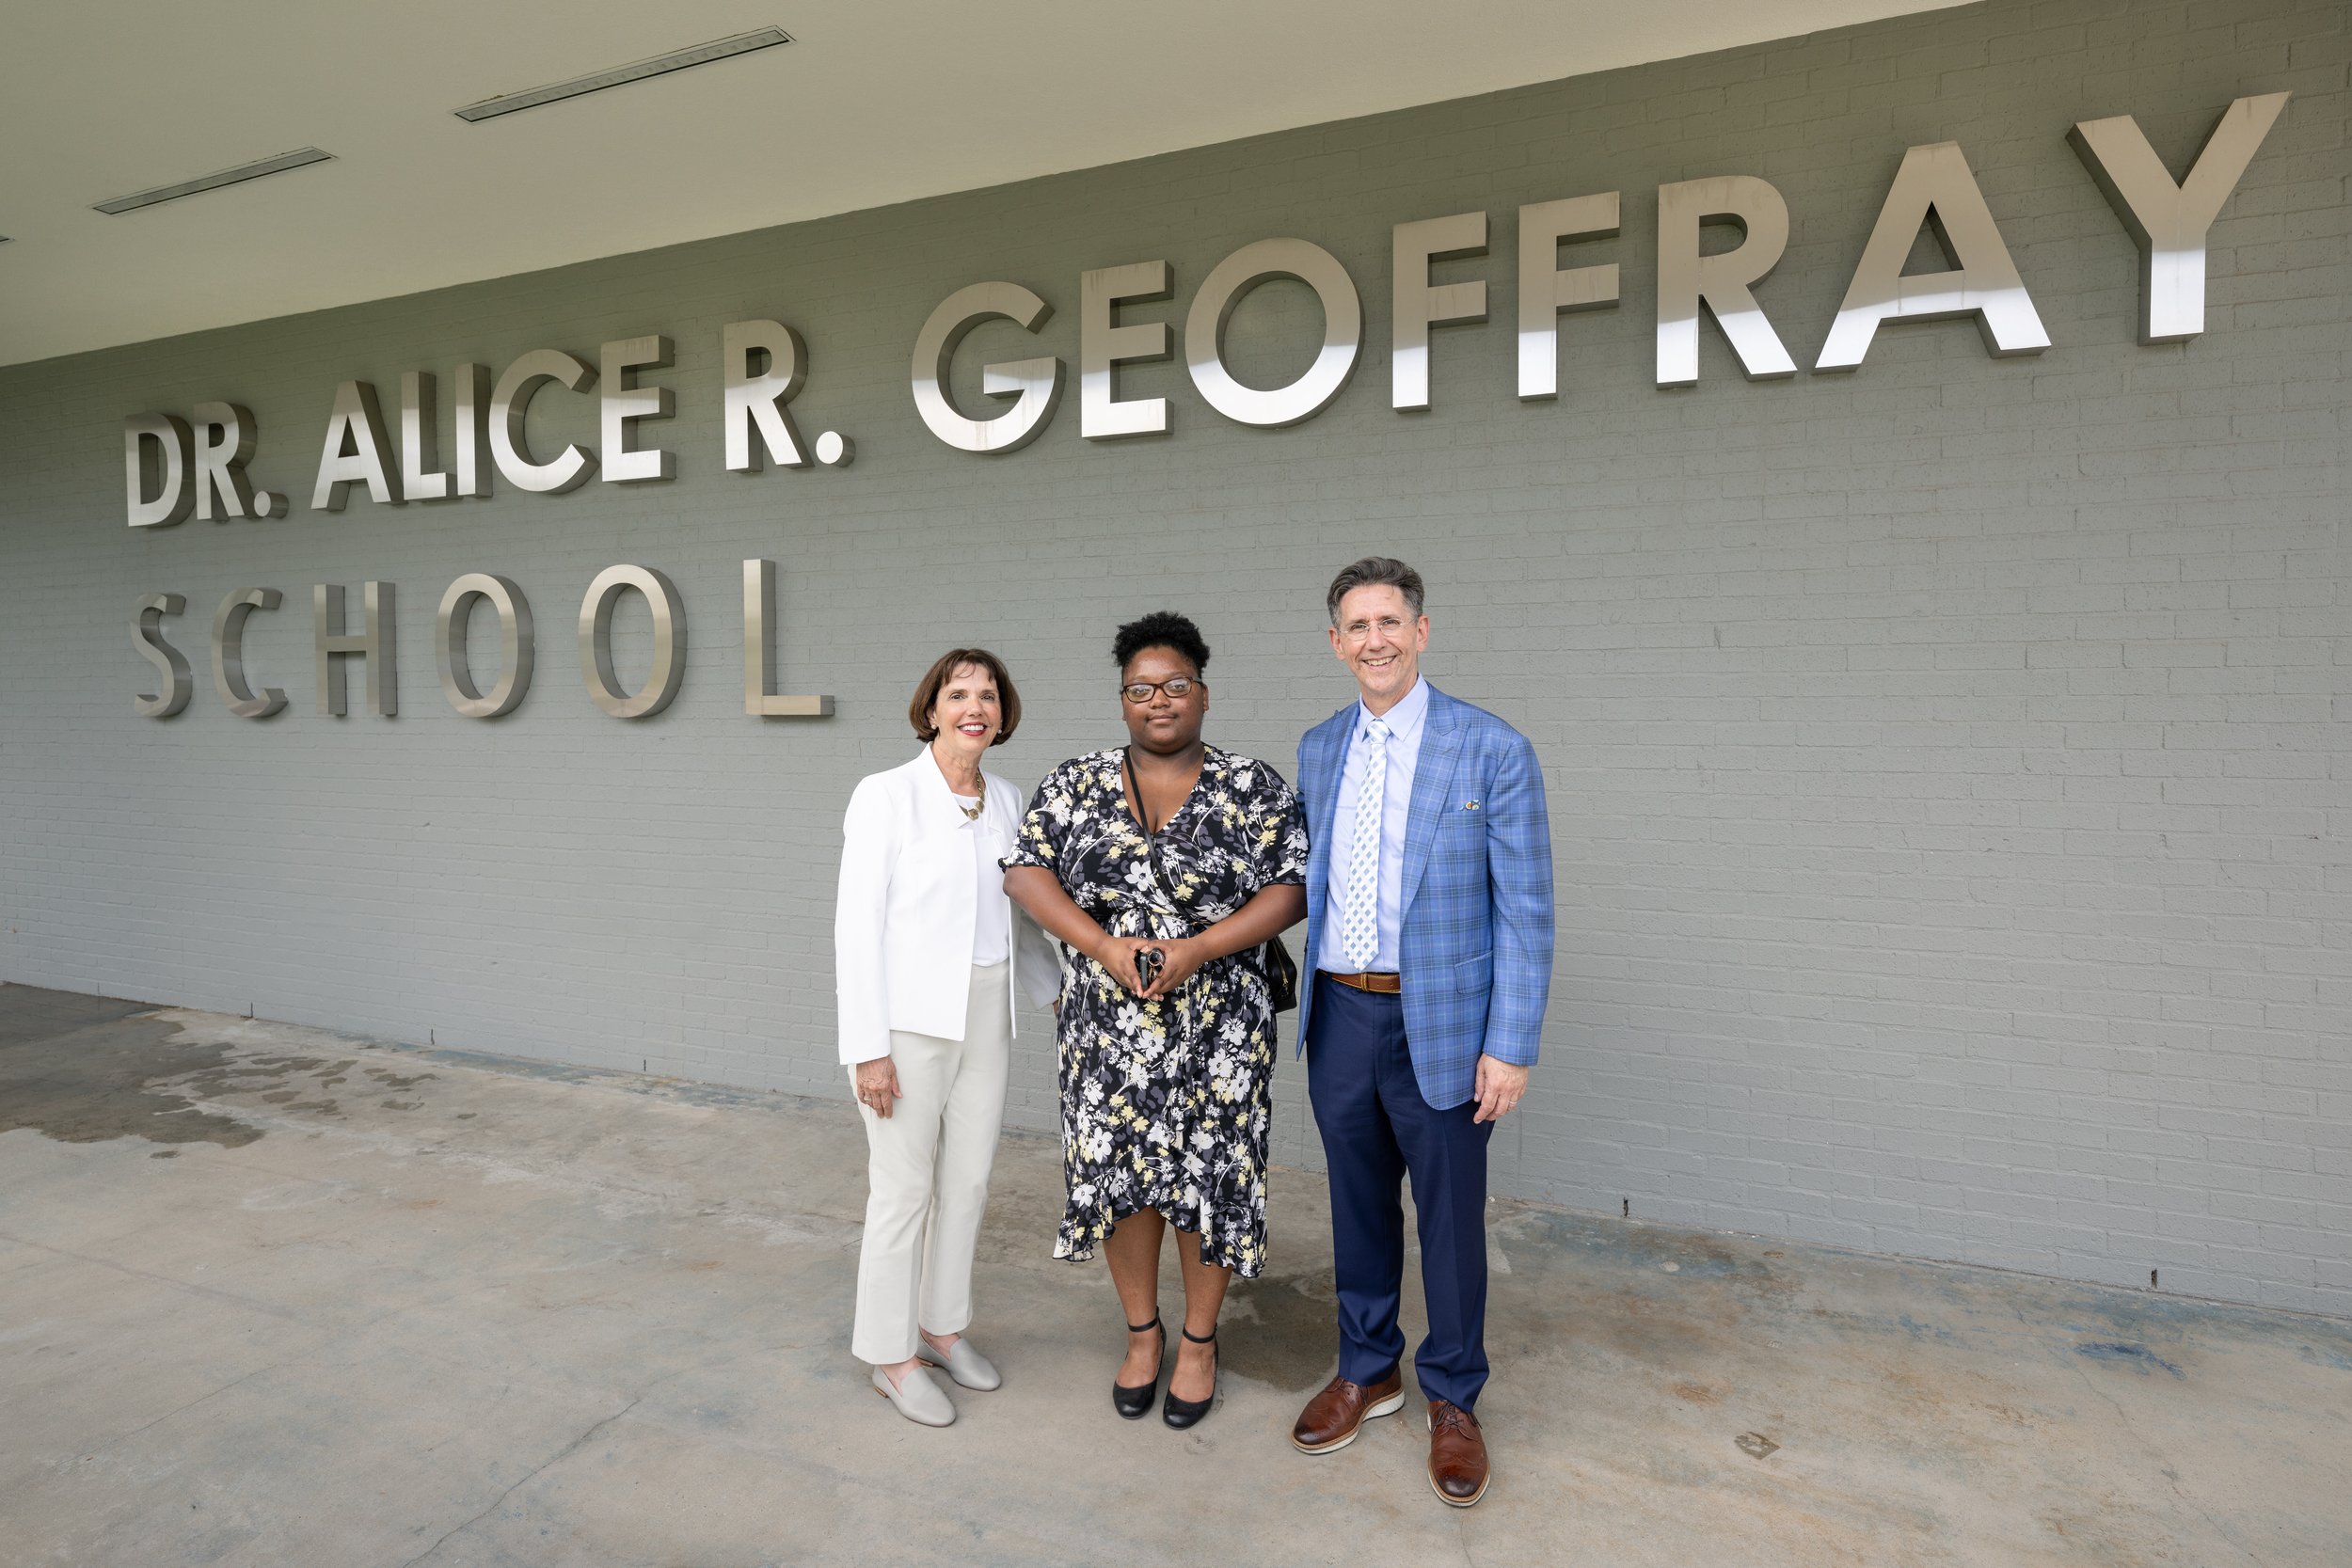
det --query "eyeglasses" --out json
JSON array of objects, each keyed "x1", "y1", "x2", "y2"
[
  {"x1": 1338, "y1": 616, "x2": 1410, "y2": 643},
  {"x1": 1120, "y1": 676, "x2": 1199, "y2": 705}
]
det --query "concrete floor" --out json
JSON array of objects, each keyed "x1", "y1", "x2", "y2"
[{"x1": 1, "y1": 984, "x2": 2346, "y2": 1568}]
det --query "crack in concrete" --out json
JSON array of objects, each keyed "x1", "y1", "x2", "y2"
[
  {"x1": 1455, "y1": 1511, "x2": 1482, "y2": 1566},
  {"x1": 395, "y1": 1397, "x2": 642, "y2": 1567},
  {"x1": 2066, "y1": 1358, "x2": 2266, "y2": 1568},
  {"x1": 88, "y1": 1357, "x2": 294, "y2": 1451},
  {"x1": 0, "y1": 1230, "x2": 311, "y2": 1323}
]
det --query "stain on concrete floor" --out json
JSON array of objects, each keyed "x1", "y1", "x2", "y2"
[{"x1": 0, "y1": 986, "x2": 261, "y2": 1148}]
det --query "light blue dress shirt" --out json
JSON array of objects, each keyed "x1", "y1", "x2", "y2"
[{"x1": 1317, "y1": 675, "x2": 1430, "y2": 974}]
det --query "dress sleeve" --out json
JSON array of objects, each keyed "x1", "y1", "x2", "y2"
[
  {"x1": 1249, "y1": 764, "x2": 1311, "y2": 888},
  {"x1": 1001, "y1": 762, "x2": 1072, "y2": 875}
]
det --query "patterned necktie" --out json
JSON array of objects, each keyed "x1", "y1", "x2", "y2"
[{"x1": 1342, "y1": 717, "x2": 1389, "y2": 970}]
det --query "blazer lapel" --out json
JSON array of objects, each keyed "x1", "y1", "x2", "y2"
[
  {"x1": 1398, "y1": 688, "x2": 1463, "y2": 918},
  {"x1": 1302, "y1": 708, "x2": 1351, "y2": 904}
]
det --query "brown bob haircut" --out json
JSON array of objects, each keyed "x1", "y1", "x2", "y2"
[{"x1": 908, "y1": 648, "x2": 1020, "y2": 745}]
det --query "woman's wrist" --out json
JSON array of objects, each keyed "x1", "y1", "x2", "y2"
[{"x1": 1182, "y1": 927, "x2": 1234, "y2": 965}]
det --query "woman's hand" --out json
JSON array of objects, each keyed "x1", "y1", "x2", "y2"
[
  {"x1": 1007, "y1": 867, "x2": 1130, "y2": 997},
  {"x1": 1140, "y1": 936, "x2": 1210, "y2": 1000},
  {"x1": 1093, "y1": 934, "x2": 1166, "y2": 996},
  {"x1": 854, "y1": 1056, "x2": 901, "y2": 1119}
]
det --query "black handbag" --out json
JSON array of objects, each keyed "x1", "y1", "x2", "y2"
[
  {"x1": 1124, "y1": 748, "x2": 1299, "y2": 1013},
  {"x1": 1262, "y1": 933, "x2": 1300, "y2": 1014}
]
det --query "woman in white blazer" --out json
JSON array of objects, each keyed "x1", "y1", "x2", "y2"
[{"x1": 835, "y1": 647, "x2": 1059, "y2": 1427}]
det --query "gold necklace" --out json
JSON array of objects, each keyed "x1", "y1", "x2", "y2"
[{"x1": 954, "y1": 775, "x2": 986, "y2": 821}]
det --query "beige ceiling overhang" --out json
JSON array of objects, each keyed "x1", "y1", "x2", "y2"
[{"x1": 0, "y1": 1, "x2": 1968, "y2": 368}]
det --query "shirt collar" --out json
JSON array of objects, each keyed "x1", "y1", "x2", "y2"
[
  {"x1": 1357, "y1": 676, "x2": 1429, "y2": 746},
  {"x1": 914, "y1": 746, "x2": 985, "y2": 824}
]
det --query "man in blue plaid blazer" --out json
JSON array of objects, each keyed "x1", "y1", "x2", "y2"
[{"x1": 1288, "y1": 557, "x2": 1553, "y2": 1509}]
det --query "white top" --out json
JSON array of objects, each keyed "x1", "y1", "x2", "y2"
[
  {"x1": 834, "y1": 750, "x2": 1060, "y2": 1064},
  {"x1": 1317, "y1": 674, "x2": 1431, "y2": 974},
  {"x1": 959, "y1": 795, "x2": 1010, "y2": 965}
]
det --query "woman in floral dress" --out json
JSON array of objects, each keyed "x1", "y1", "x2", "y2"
[{"x1": 1003, "y1": 611, "x2": 1308, "y2": 1430}]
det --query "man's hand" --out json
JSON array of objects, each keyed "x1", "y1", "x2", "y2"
[{"x1": 1471, "y1": 1054, "x2": 1529, "y2": 1124}]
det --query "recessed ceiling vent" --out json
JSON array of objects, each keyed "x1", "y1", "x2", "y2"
[
  {"x1": 454, "y1": 27, "x2": 794, "y2": 122},
  {"x1": 93, "y1": 149, "x2": 335, "y2": 215}
]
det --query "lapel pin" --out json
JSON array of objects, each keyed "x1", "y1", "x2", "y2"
[{"x1": 1464, "y1": 800, "x2": 1481, "y2": 811}]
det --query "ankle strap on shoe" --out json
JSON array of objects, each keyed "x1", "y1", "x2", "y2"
[
  {"x1": 1127, "y1": 1313, "x2": 1163, "y2": 1335},
  {"x1": 1182, "y1": 1325, "x2": 1217, "y2": 1345}
]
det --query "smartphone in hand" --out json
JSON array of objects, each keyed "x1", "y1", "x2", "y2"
[{"x1": 1136, "y1": 946, "x2": 1164, "y2": 990}]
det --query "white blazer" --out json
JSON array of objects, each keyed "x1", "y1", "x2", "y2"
[{"x1": 834, "y1": 750, "x2": 1061, "y2": 1064}]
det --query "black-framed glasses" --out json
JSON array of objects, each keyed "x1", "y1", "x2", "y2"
[{"x1": 1120, "y1": 676, "x2": 1200, "y2": 705}]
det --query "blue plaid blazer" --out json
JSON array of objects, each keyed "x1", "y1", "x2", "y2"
[{"x1": 1295, "y1": 685, "x2": 1555, "y2": 1110}]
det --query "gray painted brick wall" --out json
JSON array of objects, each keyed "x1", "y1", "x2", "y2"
[{"x1": 4, "y1": 0, "x2": 2345, "y2": 1315}]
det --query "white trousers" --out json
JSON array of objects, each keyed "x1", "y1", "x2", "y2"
[{"x1": 850, "y1": 961, "x2": 1010, "y2": 1366}]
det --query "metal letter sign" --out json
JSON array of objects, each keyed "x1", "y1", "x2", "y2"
[
  {"x1": 214, "y1": 588, "x2": 287, "y2": 719},
  {"x1": 1082, "y1": 261, "x2": 1173, "y2": 438},
  {"x1": 1518, "y1": 194, "x2": 1621, "y2": 400},
  {"x1": 911, "y1": 282, "x2": 1063, "y2": 453},
  {"x1": 491, "y1": 350, "x2": 598, "y2": 493},
  {"x1": 119, "y1": 91, "x2": 2305, "y2": 727},
  {"x1": 124, "y1": 413, "x2": 195, "y2": 528},
  {"x1": 1392, "y1": 213, "x2": 1488, "y2": 412},
  {"x1": 1816, "y1": 142, "x2": 2050, "y2": 371},
  {"x1": 1185, "y1": 238, "x2": 1362, "y2": 428},
  {"x1": 600, "y1": 335, "x2": 676, "y2": 483},
  {"x1": 191, "y1": 403, "x2": 259, "y2": 519},
  {"x1": 132, "y1": 594, "x2": 193, "y2": 717},
  {"x1": 742, "y1": 560, "x2": 834, "y2": 717},
  {"x1": 2069, "y1": 92, "x2": 2290, "y2": 344},
  {"x1": 437, "y1": 574, "x2": 535, "y2": 719},
  {"x1": 723, "y1": 320, "x2": 811, "y2": 470},
  {"x1": 313, "y1": 381, "x2": 404, "y2": 510},
  {"x1": 315, "y1": 582, "x2": 398, "y2": 717},
  {"x1": 401, "y1": 372, "x2": 451, "y2": 501},
  {"x1": 453, "y1": 363, "x2": 492, "y2": 497},
  {"x1": 1655, "y1": 177, "x2": 1797, "y2": 387},
  {"x1": 579, "y1": 565, "x2": 686, "y2": 719}
]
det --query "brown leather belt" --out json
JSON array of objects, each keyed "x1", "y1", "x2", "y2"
[{"x1": 1321, "y1": 970, "x2": 1402, "y2": 995}]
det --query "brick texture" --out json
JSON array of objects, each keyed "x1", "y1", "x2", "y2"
[{"x1": 3, "y1": 0, "x2": 2345, "y2": 1315}]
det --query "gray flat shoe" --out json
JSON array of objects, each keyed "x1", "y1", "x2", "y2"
[
  {"x1": 871, "y1": 1365, "x2": 956, "y2": 1426},
  {"x1": 915, "y1": 1337, "x2": 1001, "y2": 1391}
]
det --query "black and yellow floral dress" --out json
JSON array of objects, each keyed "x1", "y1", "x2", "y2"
[{"x1": 1005, "y1": 745, "x2": 1310, "y2": 1278}]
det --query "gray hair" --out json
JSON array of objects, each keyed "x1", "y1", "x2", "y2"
[{"x1": 1325, "y1": 556, "x2": 1426, "y2": 625}]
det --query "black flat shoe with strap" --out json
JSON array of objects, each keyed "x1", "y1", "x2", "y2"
[
  {"x1": 1162, "y1": 1326, "x2": 1218, "y2": 1430},
  {"x1": 1112, "y1": 1314, "x2": 1166, "y2": 1419}
]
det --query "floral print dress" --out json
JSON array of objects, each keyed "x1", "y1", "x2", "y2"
[{"x1": 1005, "y1": 745, "x2": 1310, "y2": 1277}]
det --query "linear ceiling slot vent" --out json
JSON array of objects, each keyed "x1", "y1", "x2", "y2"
[
  {"x1": 454, "y1": 27, "x2": 793, "y2": 122},
  {"x1": 93, "y1": 149, "x2": 335, "y2": 215}
]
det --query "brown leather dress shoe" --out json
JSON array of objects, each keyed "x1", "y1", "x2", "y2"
[
  {"x1": 1291, "y1": 1370, "x2": 1406, "y2": 1453},
  {"x1": 1426, "y1": 1400, "x2": 1489, "y2": 1507}
]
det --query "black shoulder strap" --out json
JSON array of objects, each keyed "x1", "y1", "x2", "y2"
[{"x1": 1121, "y1": 745, "x2": 1151, "y2": 834}]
